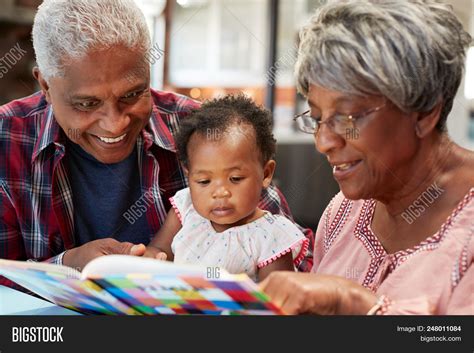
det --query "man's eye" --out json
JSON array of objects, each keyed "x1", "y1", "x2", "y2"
[
  {"x1": 196, "y1": 180, "x2": 210, "y2": 185},
  {"x1": 76, "y1": 101, "x2": 99, "y2": 109},
  {"x1": 122, "y1": 90, "x2": 144, "y2": 100},
  {"x1": 230, "y1": 176, "x2": 244, "y2": 183}
]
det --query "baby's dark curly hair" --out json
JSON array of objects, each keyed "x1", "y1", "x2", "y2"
[{"x1": 175, "y1": 94, "x2": 276, "y2": 168}]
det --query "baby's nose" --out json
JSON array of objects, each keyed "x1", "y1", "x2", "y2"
[{"x1": 213, "y1": 187, "x2": 231, "y2": 198}]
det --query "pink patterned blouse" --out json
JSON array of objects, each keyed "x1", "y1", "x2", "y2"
[{"x1": 312, "y1": 188, "x2": 474, "y2": 314}]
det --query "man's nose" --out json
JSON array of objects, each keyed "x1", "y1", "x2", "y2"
[
  {"x1": 315, "y1": 123, "x2": 345, "y2": 155},
  {"x1": 98, "y1": 103, "x2": 130, "y2": 135}
]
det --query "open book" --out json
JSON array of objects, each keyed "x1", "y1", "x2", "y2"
[{"x1": 0, "y1": 255, "x2": 282, "y2": 315}]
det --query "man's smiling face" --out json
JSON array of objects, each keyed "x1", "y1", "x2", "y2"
[{"x1": 36, "y1": 45, "x2": 153, "y2": 164}]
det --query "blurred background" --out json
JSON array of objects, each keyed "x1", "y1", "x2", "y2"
[{"x1": 1, "y1": 0, "x2": 473, "y2": 231}]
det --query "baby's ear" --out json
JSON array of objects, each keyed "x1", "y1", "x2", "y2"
[
  {"x1": 182, "y1": 164, "x2": 189, "y2": 176},
  {"x1": 262, "y1": 160, "x2": 276, "y2": 188}
]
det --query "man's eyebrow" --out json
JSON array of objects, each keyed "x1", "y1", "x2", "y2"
[
  {"x1": 70, "y1": 93, "x2": 100, "y2": 101},
  {"x1": 69, "y1": 83, "x2": 148, "y2": 101},
  {"x1": 123, "y1": 83, "x2": 148, "y2": 94}
]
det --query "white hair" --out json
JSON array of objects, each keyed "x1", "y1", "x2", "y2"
[
  {"x1": 32, "y1": 0, "x2": 151, "y2": 81},
  {"x1": 295, "y1": 0, "x2": 472, "y2": 131}
]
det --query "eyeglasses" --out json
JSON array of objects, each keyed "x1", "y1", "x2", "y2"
[{"x1": 293, "y1": 104, "x2": 386, "y2": 135}]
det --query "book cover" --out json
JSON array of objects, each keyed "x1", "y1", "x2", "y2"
[{"x1": 0, "y1": 255, "x2": 282, "y2": 315}]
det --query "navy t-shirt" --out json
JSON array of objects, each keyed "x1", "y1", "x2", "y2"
[{"x1": 65, "y1": 141, "x2": 152, "y2": 246}]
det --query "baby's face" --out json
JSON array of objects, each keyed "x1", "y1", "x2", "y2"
[{"x1": 186, "y1": 124, "x2": 275, "y2": 233}]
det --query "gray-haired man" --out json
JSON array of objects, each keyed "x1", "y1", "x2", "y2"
[{"x1": 0, "y1": 0, "x2": 314, "y2": 280}]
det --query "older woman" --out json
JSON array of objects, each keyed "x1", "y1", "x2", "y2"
[{"x1": 261, "y1": 0, "x2": 474, "y2": 314}]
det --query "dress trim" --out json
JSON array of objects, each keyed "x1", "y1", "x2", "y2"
[
  {"x1": 451, "y1": 226, "x2": 473, "y2": 290},
  {"x1": 324, "y1": 198, "x2": 352, "y2": 254},
  {"x1": 293, "y1": 237, "x2": 310, "y2": 267},
  {"x1": 257, "y1": 238, "x2": 309, "y2": 268},
  {"x1": 169, "y1": 197, "x2": 183, "y2": 224},
  {"x1": 374, "y1": 295, "x2": 392, "y2": 315},
  {"x1": 324, "y1": 196, "x2": 336, "y2": 240}
]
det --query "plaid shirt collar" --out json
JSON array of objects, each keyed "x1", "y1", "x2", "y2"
[
  {"x1": 142, "y1": 103, "x2": 177, "y2": 153},
  {"x1": 32, "y1": 105, "x2": 64, "y2": 162}
]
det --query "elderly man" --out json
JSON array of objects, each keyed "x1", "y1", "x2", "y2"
[{"x1": 0, "y1": 0, "x2": 313, "y2": 278}]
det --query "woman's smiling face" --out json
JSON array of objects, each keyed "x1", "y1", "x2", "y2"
[{"x1": 308, "y1": 84, "x2": 420, "y2": 201}]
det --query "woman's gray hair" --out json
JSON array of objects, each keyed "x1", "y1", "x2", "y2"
[
  {"x1": 32, "y1": 0, "x2": 150, "y2": 81},
  {"x1": 295, "y1": 0, "x2": 472, "y2": 131}
]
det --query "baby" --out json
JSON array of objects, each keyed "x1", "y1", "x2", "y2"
[{"x1": 145, "y1": 94, "x2": 307, "y2": 281}]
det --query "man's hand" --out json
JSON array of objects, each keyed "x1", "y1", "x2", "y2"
[
  {"x1": 62, "y1": 238, "x2": 146, "y2": 271},
  {"x1": 143, "y1": 245, "x2": 168, "y2": 260},
  {"x1": 260, "y1": 272, "x2": 378, "y2": 315}
]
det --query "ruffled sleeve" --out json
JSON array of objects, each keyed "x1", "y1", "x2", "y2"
[
  {"x1": 257, "y1": 213, "x2": 309, "y2": 269},
  {"x1": 446, "y1": 232, "x2": 473, "y2": 314},
  {"x1": 169, "y1": 187, "x2": 194, "y2": 224},
  {"x1": 446, "y1": 265, "x2": 474, "y2": 314}
]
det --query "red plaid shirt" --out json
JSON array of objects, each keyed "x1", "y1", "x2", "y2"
[{"x1": 0, "y1": 89, "x2": 314, "y2": 272}]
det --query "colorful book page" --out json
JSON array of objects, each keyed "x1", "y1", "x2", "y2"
[
  {"x1": 0, "y1": 266, "x2": 138, "y2": 315},
  {"x1": 88, "y1": 273, "x2": 282, "y2": 315},
  {"x1": 0, "y1": 258, "x2": 283, "y2": 315}
]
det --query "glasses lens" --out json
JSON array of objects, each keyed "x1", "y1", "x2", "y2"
[
  {"x1": 296, "y1": 115, "x2": 317, "y2": 134},
  {"x1": 333, "y1": 114, "x2": 354, "y2": 135}
]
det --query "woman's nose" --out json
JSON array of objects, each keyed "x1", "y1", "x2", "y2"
[{"x1": 315, "y1": 123, "x2": 345, "y2": 155}]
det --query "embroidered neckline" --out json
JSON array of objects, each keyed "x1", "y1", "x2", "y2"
[
  {"x1": 355, "y1": 188, "x2": 474, "y2": 288},
  {"x1": 354, "y1": 188, "x2": 474, "y2": 265},
  {"x1": 324, "y1": 198, "x2": 352, "y2": 254}
]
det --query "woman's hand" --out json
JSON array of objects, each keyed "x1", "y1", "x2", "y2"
[{"x1": 260, "y1": 272, "x2": 378, "y2": 315}]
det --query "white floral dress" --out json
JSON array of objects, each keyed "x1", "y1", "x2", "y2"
[{"x1": 170, "y1": 188, "x2": 308, "y2": 281}]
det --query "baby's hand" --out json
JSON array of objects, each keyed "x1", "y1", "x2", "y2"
[{"x1": 143, "y1": 245, "x2": 168, "y2": 261}]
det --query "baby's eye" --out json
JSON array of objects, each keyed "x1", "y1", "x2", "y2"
[
  {"x1": 230, "y1": 176, "x2": 244, "y2": 183},
  {"x1": 196, "y1": 180, "x2": 210, "y2": 185}
]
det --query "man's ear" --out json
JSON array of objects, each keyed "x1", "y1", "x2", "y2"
[
  {"x1": 32, "y1": 67, "x2": 52, "y2": 103},
  {"x1": 262, "y1": 160, "x2": 276, "y2": 189},
  {"x1": 413, "y1": 101, "x2": 443, "y2": 138}
]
